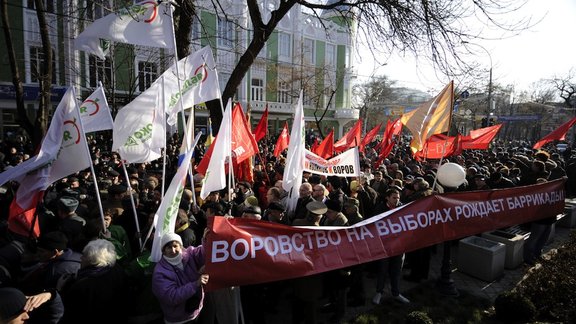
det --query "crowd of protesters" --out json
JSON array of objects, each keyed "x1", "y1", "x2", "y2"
[{"x1": 0, "y1": 127, "x2": 574, "y2": 323}]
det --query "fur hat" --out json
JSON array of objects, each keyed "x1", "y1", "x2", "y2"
[
  {"x1": 161, "y1": 232, "x2": 183, "y2": 250},
  {"x1": 0, "y1": 287, "x2": 27, "y2": 321}
]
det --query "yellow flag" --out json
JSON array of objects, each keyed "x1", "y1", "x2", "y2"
[{"x1": 400, "y1": 81, "x2": 454, "y2": 154}]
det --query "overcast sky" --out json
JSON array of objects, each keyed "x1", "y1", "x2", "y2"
[{"x1": 354, "y1": 0, "x2": 576, "y2": 95}]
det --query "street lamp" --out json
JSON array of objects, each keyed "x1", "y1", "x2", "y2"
[{"x1": 463, "y1": 41, "x2": 493, "y2": 125}]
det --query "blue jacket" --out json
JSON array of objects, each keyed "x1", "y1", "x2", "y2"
[{"x1": 152, "y1": 245, "x2": 205, "y2": 323}]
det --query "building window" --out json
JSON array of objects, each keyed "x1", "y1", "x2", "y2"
[
  {"x1": 138, "y1": 61, "x2": 158, "y2": 92},
  {"x1": 86, "y1": 0, "x2": 111, "y2": 20},
  {"x1": 279, "y1": 33, "x2": 291, "y2": 59},
  {"x1": 303, "y1": 88, "x2": 315, "y2": 106},
  {"x1": 303, "y1": 38, "x2": 315, "y2": 65},
  {"x1": 326, "y1": 44, "x2": 336, "y2": 67},
  {"x1": 88, "y1": 55, "x2": 112, "y2": 87},
  {"x1": 192, "y1": 18, "x2": 202, "y2": 41},
  {"x1": 27, "y1": 0, "x2": 54, "y2": 13},
  {"x1": 217, "y1": 16, "x2": 234, "y2": 48},
  {"x1": 251, "y1": 78, "x2": 264, "y2": 102},
  {"x1": 30, "y1": 46, "x2": 56, "y2": 84},
  {"x1": 278, "y1": 81, "x2": 290, "y2": 104}
]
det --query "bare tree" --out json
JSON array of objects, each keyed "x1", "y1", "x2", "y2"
[
  {"x1": 551, "y1": 70, "x2": 576, "y2": 108},
  {"x1": 173, "y1": 0, "x2": 531, "y2": 133},
  {"x1": 1, "y1": 0, "x2": 54, "y2": 147},
  {"x1": 353, "y1": 76, "x2": 398, "y2": 129}
]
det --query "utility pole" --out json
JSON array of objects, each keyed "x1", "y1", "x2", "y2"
[{"x1": 463, "y1": 41, "x2": 493, "y2": 124}]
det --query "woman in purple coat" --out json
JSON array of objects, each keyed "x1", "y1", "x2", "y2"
[{"x1": 152, "y1": 232, "x2": 209, "y2": 324}]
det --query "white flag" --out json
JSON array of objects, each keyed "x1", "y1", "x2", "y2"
[
  {"x1": 200, "y1": 99, "x2": 232, "y2": 200},
  {"x1": 74, "y1": 1, "x2": 174, "y2": 60},
  {"x1": 164, "y1": 46, "x2": 220, "y2": 125},
  {"x1": 48, "y1": 87, "x2": 92, "y2": 184},
  {"x1": 0, "y1": 88, "x2": 91, "y2": 208},
  {"x1": 112, "y1": 81, "x2": 165, "y2": 163},
  {"x1": 80, "y1": 85, "x2": 114, "y2": 133},
  {"x1": 282, "y1": 91, "x2": 305, "y2": 213},
  {"x1": 150, "y1": 146, "x2": 195, "y2": 262}
]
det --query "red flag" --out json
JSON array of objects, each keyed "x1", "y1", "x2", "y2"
[
  {"x1": 360, "y1": 123, "x2": 382, "y2": 152},
  {"x1": 461, "y1": 124, "x2": 503, "y2": 150},
  {"x1": 196, "y1": 103, "x2": 259, "y2": 175},
  {"x1": 252, "y1": 104, "x2": 269, "y2": 142},
  {"x1": 414, "y1": 134, "x2": 462, "y2": 160},
  {"x1": 334, "y1": 119, "x2": 362, "y2": 153},
  {"x1": 533, "y1": 116, "x2": 576, "y2": 149},
  {"x1": 274, "y1": 122, "x2": 290, "y2": 157},
  {"x1": 8, "y1": 190, "x2": 43, "y2": 239},
  {"x1": 310, "y1": 138, "x2": 319, "y2": 152},
  {"x1": 374, "y1": 119, "x2": 402, "y2": 167},
  {"x1": 313, "y1": 129, "x2": 334, "y2": 159}
]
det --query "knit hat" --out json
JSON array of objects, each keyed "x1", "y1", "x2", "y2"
[
  {"x1": 58, "y1": 197, "x2": 79, "y2": 212},
  {"x1": 0, "y1": 287, "x2": 27, "y2": 321},
  {"x1": 38, "y1": 231, "x2": 68, "y2": 251},
  {"x1": 349, "y1": 180, "x2": 359, "y2": 192},
  {"x1": 244, "y1": 196, "x2": 259, "y2": 208},
  {"x1": 161, "y1": 232, "x2": 183, "y2": 250}
]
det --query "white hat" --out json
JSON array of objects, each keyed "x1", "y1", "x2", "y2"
[{"x1": 161, "y1": 232, "x2": 182, "y2": 249}]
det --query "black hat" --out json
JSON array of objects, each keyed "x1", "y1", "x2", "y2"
[
  {"x1": 204, "y1": 202, "x2": 224, "y2": 216},
  {"x1": 474, "y1": 174, "x2": 486, "y2": 181},
  {"x1": 244, "y1": 205, "x2": 261, "y2": 215},
  {"x1": 267, "y1": 201, "x2": 285, "y2": 212},
  {"x1": 306, "y1": 201, "x2": 328, "y2": 215},
  {"x1": 108, "y1": 168, "x2": 120, "y2": 177},
  {"x1": 325, "y1": 199, "x2": 342, "y2": 212},
  {"x1": 38, "y1": 231, "x2": 68, "y2": 251},
  {"x1": 108, "y1": 184, "x2": 127, "y2": 195},
  {"x1": 0, "y1": 287, "x2": 27, "y2": 321},
  {"x1": 58, "y1": 197, "x2": 79, "y2": 212}
]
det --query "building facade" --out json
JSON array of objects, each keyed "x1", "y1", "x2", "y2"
[{"x1": 0, "y1": 0, "x2": 359, "y2": 140}]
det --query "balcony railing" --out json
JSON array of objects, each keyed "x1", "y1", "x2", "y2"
[
  {"x1": 334, "y1": 108, "x2": 360, "y2": 119},
  {"x1": 244, "y1": 101, "x2": 294, "y2": 113}
]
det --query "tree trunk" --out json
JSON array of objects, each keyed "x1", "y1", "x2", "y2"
[
  {"x1": 33, "y1": 0, "x2": 53, "y2": 149},
  {"x1": 205, "y1": 0, "x2": 296, "y2": 134},
  {"x1": 0, "y1": 0, "x2": 33, "y2": 139}
]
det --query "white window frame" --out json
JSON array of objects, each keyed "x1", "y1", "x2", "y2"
[
  {"x1": 278, "y1": 32, "x2": 291, "y2": 61},
  {"x1": 27, "y1": 0, "x2": 55, "y2": 13},
  {"x1": 88, "y1": 55, "x2": 112, "y2": 88},
  {"x1": 251, "y1": 78, "x2": 264, "y2": 102},
  {"x1": 326, "y1": 43, "x2": 336, "y2": 67},
  {"x1": 217, "y1": 16, "x2": 234, "y2": 48},
  {"x1": 278, "y1": 81, "x2": 290, "y2": 104},
  {"x1": 85, "y1": 0, "x2": 112, "y2": 21},
  {"x1": 29, "y1": 46, "x2": 56, "y2": 84},
  {"x1": 137, "y1": 61, "x2": 158, "y2": 92},
  {"x1": 303, "y1": 38, "x2": 315, "y2": 65},
  {"x1": 192, "y1": 18, "x2": 202, "y2": 41}
]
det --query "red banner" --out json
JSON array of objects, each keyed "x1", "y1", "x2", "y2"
[{"x1": 205, "y1": 180, "x2": 565, "y2": 290}]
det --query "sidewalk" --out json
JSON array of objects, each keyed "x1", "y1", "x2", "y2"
[{"x1": 266, "y1": 201, "x2": 575, "y2": 324}]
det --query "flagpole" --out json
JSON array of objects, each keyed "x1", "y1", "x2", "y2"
[
  {"x1": 120, "y1": 161, "x2": 143, "y2": 250},
  {"x1": 72, "y1": 86, "x2": 107, "y2": 233}
]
